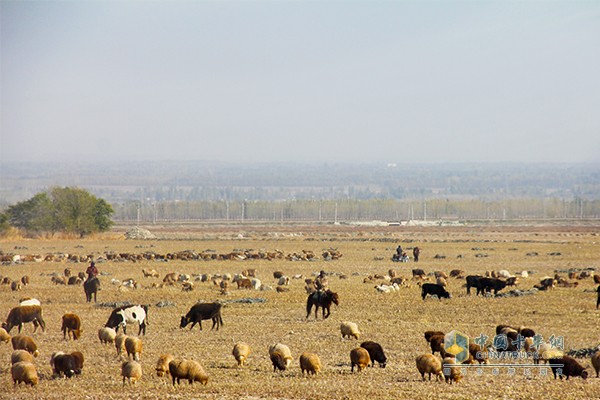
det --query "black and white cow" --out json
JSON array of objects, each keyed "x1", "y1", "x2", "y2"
[{"x1": 105, "y1": 305, "x2": 148, "y2": 335}]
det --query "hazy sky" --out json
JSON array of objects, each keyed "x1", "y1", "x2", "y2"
[{"x1": 1, "y1": 1, "x2": 599, "y2": 164}]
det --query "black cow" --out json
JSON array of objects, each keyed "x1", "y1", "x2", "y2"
[
  {"x1": 360, "y1": 341, "x2": 387, "y2": 368},
  {"x1": 477, "y1": 277, "x2": 507, "y2": 296},
  {"x1": 421, "y1": 283, "x2": 451, "y2": 300},
  {"x1": 83, "y1": 277, "x2": 100, "y2": 303},
  {"x1": 180, "y1": 302, "x2": 223, "y2": 331},
  {"x1": 465, "y1": 275, "x2": 482, "y2": 295}
]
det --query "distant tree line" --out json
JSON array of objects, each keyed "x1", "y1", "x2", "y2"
[
  {"x1": 1, "y1": 187, "x2": 113, "y2": 237},
  {"x1": 112, "y1": 197, "x2": 600, "y2": 223}
]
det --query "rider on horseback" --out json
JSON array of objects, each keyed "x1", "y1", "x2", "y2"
[
  {"x1": 315, "y1": 270, "x2": 328, "y2": 302},
  {"x1": 86, "y1": 261, "x2": 98, "y2": 282}
]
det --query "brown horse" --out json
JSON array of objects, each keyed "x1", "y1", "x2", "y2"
[{"x1": 306, "y1": 289, "x2": 339, "y2": 320}]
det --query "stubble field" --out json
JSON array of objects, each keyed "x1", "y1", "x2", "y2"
[{"x1": 1, "y1": 224, "x2": 599, "y2": 400}]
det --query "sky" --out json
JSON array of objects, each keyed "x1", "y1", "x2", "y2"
[{"x1": 1, "y1": 1, "x2": 599, "y2": 165}]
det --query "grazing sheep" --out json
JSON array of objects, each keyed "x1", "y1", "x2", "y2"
[
  {"x1": 125, "y1": 336, "x2": 143, "y2": 361},
  {"x1": 424, "y1": 330, "x2": 445, "y2": 343},
  {"x1": 429, "y1": 334, "x2": 447, "y2": 356},
  {"x1": 0, "y1": 327, "x2": 10, "y2": 343},
  {"x1": 340, "y1": 321, "x2": 361, "y2": 340},
  {"x1": 592, "y1": 351, "x2": 600, "y2": 378},
  {"x1": 11, "y1": 281, "x2": 22, "y2": 291},
  {"x1": 98, "y1": 327, "x2": 116, "y2": 344},
  {"x1": 350, "y1": 347, "x2": 371, "y2": 372},
  {"x1": 20, "y1": 275, "x2": 30, "y2": 286},
  {"x1": 142, "y1": 268, "x2": 159, "y2": 278},
  {"x1": 467, "y1": 343, "x2": 489, "y2": 364},
  {"x1": 416, "y1": 353, "x2": 443, "y2": 381},
  {"x1": 11, "y1": 349, "x2": 34, "y2": 365},
  {"x1": 156, "y1": 354, "x2": 175, "y2": 377},
  {"x1": 115, "y1": 333, "x2": 127, "y2": 356},
  {"x1": 360, "y1": 341, "x2": 387, "y2": 368},
  {"x1": 61, "y1": 313, "x2": 82, "y2": 340},
  {"x1": 534, "y1": 343, "x2": 563, "y2": 364},
  {"x1": 168, "y1": 359, "x2": 209, "y2": 385},
  {"x1": 11, "y1": 334, "x2": 39, "y2": 357},
  {"x1": 121, "y1": 360, "x2": 142, "y2": 385},
  {"x1": 232, "y1": 342, "x2": 252, "y2": 367},
  {"x1": 442, "y1": 357, "x2": 463, "y2": 384},
  {"x1": 11, "y1": 361, "x2": 38, "y2": 386},
  {"x1": 549, "y1": 356, "x2": 588, "y2": 380},
  {"x1": 299, "y1": 352, "x2": 321, "y2": 375},
  {"x1": 269, "y1": 343, "x2": 293, "y2": 372}
]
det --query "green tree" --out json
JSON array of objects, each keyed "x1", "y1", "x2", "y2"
[{"x1": 6, "y1": 187, "x2": 113, "y2": 237}]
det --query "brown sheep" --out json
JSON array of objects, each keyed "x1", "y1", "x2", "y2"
[
  {"x1": 11, "y1": 361, "x2": 38, "y2": 386},
  {"x1": 299, "y1": 352, "x2": 322, "y2": 375},
  {"x1": 592, "y1": 351, "x2": 600, "y2": 378},
  {"x1": 11, "y1": 334, "x2": 39, "y2": 357},
  {"x1": 11, "y1": 349, "x2": 34, "y2": 365},
  {"x1": 416, "y1": 353, "x2": 443, "y2": 381},
  {"x1": 156, "y1": 353, "x2": 175, "y2": 377},
  {"x1": 232, "y1": 342, "x2": 252, "y2": 367},
  {"x1": 115, "y1": 333, "x2": 127, "y2": 356},
  {"x1": 168, "y1": 359, "x2": 209, "y2": 385},
  {"x1": 61, "y1": 313, "x2": 82, "y2": 340},
  {"x1": 442, "y1": 357, "x2": 463, "y2": 384},
  {"x1": 20, "y1": 275, "x2": 30, "y2": 286},
  {"x1": 350, "y1": 347, "x2": 370, "y2": 372},
  {"x1": 424, "y1": 330, "x2": 445, "y2": 343},
  {"x1": 11, "y1": 281, "x2": 22, "y2": 291},
  {"x1": 0, "y1": 327, "x2": 10, "y2": 343},
  {"x1": 125, "y1": 336, "x2": 143, "y2": 361}
]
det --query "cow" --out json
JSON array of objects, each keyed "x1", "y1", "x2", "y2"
[
  {"x1": 83, "y1": 277, "x2": 100, "y2": 303},
  {"x1": 421, "y1": 283, "x2": 451, "y2": 300},
  {"x1": 465, "y1": 275, "x2": 483, "y2": 295},
  {"x1": 61, "y1": 313, "x2": 82, "y2": 340},
  {"x1": 3, "y1": 305, "x2": 46, "y2": 334},
  {"x1": 476, "y1": 277, "x2": 508, "y2": 296},
  {"x1": 180, "y1": 302, "x2": 223, "y2": 331},
  {"x1": 105, "y1": 305, "x2": 148, "y2": 335}
]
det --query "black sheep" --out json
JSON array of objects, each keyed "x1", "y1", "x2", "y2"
[
  {"x1": 360, "y1": 341, "x2": 387, "y2": 368},
  {"x1": 549, "y1": 356, "x2": 588, "y2": 380}
]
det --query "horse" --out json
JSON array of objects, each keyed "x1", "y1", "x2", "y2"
[
  {"x1": 84, "y1": 277, "x2": 100, "y2": 303},
  {"x1": 306, "y1": 289, "x2": 339, "y2": 320}
]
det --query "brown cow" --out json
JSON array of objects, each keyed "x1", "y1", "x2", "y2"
[
  {"x1": 61, "y1": 313, "x2": 82, "y2": 340},
  {"x1": 3, "y1": 306, "x2": 46, "y2": 334}
]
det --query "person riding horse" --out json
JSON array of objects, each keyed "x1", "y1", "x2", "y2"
[
  {"x1": 314, "y1": 270, "x2": 329, "y2": 302},
  {"x1": 86, "y1": 261, "x2": 98, "y2": 282}
]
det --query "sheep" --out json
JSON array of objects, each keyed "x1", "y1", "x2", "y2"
[
  {"x1": 115, "y1": 333, "x2": 128, "y2": 356},
  {"x1": 350, "y1": 347, "x2": 370, "y2": 372},
  {"x1": 416, "y1": 353, "x2": 443, "y2": 381},
  {"x1": 61, "y1": 313, "x2": 82, "y2": 340},
  {"x1": 436, "y1": 277, "x2": 447, "y2": 287},
  {"x1": 424, "y1": 330, "x2": 445, "y2": 343},
  {"x1": 277, "y1": 276, "x2": 290, "y2": 286},
  {"x1": 467, "y1": 343, "x2": 489, "y2": 364},
  {"x1": 232, "y1": 342, "x2": 252, "y2": 367},
  {"x1": 592, "y1": 351, "x2": 600, "y2": 378},
  {"x1": 11, "y1": 361, "x2": 38, "y2": 386},
  {"x1": 21, "y1": 275, "x2": 30, "y2": 286},
  {"x1": 429, "y1": 334, "x2": 447, "y2": 356},
  {"x1": 98, "y1": 327, "x2": 116, "y2": 344},
  {"x1": 11, "y1": 334, "x2": 39, "y2": 357},
  {"x1": 11, "y1": 281, "x2": 22, "y2": 291},
  {"x1": 549, "y1": 356, "x2": 588, "y2": 380},
  {"x1": 269, "y1": 343, "x2": 293, "y2": 372},
  {"x1": 442, "y1": 357, "x2": 463, "y2": 384},
  {"x1": 142, "y1": 268, "x2": 159, "y2": 278},
  {"x1": 121, "y1": 360, "x2": 142, "y2": 385},
  {"x1": 0, "y1": 327, "x2": 10, "y2": 343},
  {"x1": 168, "y1": 359, "x2": 209, "y2": 385},
  {"x1": 360, "y1": 341, "x2": 387, "y2": 368},
  {"x1": 11, "y1": 349, "x2": 34, "y2": 365},
  {"x1": 534, "y1": 343, "x2": 563, "y2": 364},
  {"x1": 156, "y1": 353, "x2": 175, "y2": 377},
  {"x1": 299, "y1": 352, "x2": 321, "y2": 375},
  {"x1": 182, "y1": 281, "x2": 194, "y2": 291},
  {"x1": 340, "y1": 321, "x2": 361, "y2": 340},
  {"x1": 125, "y1": 336, "x2": 143, "y2": 361}
]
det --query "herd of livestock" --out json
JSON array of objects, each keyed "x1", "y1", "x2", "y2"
[{"x1": 1, "y1": 246, "x2": 600, "y2": 391}]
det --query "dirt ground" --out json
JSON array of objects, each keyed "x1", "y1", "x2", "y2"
[{"x1": 1, "y1": 223, "x2": 599, "y2": 399}]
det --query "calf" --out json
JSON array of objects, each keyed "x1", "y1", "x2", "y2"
[
  {"x1": 421, "y1": 283, "x2": 451, "y2": 300},
  {"x1": 180, "y1": 302, "x2": 223, "y2": 331},
  {"x1": 477, "y1": 277, "x2": 507, "y2": 296},
  {"x1": 105, "y1": 305, "x2": 148, "y2": 335},
  {"x1": 51, "y1": 351, "x2": 84, "y2": 378},
  {"x1": 3, "y1": 305, "x2": 46, "y2": 334},
  {"x1": 465, "y1": 275, "x2": 482, "y2": 295},
  {"x1": 61, "y1": 313, "x2": 82, "y2": 340}
]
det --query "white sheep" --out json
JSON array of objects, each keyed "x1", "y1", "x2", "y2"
[
  {"x1": 535, "y1": 343, "x2": 563, "y2": 364},
  {"x1": 340, "y1": 321, "x2": 361, "y2": 339},
  {"x1": 98, "y1": 327, "x2": 116, "y2": 344},
  {"x1": 121, "y1": 360, "x2": 142, "y2": 385},
  {"x1": 268, "y1": 343, "x2": 293, "y2": 371}
]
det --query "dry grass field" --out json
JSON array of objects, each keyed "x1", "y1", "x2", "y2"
[{"x1": 1, "y1": 224, "x2": 599, "y2": 400}]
